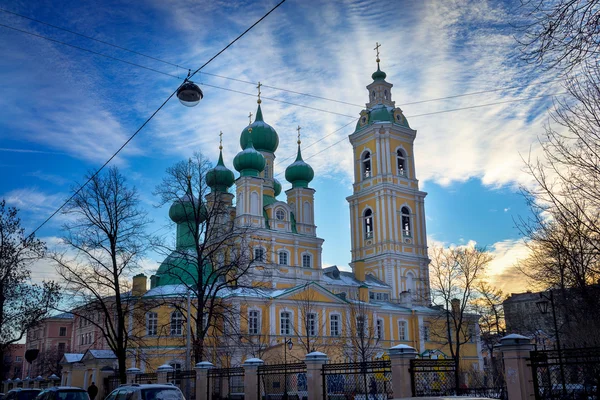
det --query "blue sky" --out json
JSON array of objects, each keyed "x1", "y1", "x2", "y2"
[{"x1": 0, "y1": 0, "x2": 560, "y2": 292}]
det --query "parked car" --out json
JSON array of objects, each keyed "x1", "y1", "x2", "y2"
[
  {"x1": 35, "y1": 387, "x2": 89, "y2": 400},
  {"x1": 104, "y1": 384, "x2": 185, "y2": 400},
  {"x1": 5, "y1": 389, "x2": 41, "y2": 400}
]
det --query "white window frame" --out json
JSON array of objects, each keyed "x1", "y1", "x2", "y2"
[
  {"x1": 248, "y1": 309, "x2": 260, "y2": 335},
  {"x1": 307, "y1": 313, "x2": 317, "y2": 337},
  {"x1": 362, "y1": 151, "x2": 372, "y2": 179},
  {"x1": 396, "y1": 148, "x2": 407, "y2": 177},
  {"x1": 376, "y1": 318, "x2": 384, "y2": 340},
  {"x1": 254, "y1": 247, "x2": 266, "y2": 262},
  {"x1": 364, "y1": 208, "x2": 374, "y2": 239},
  {"x1": 398, "y1": 320, "x2": 408, "y2": 341},
  {"x1": 330, "y1": 313, "x2": 341, "y2": 337},
  {"x1": 170, "y1": 311, "x2": 184, "y2": 336},
  {"x1": 401, "y1": 206, "x2": 412, "y2": 237},
  {"x1": 302, "y1": 253, "x2": 312, "y2": 268},
  {"x1": 275, "y1": 208, "x2": 286, "y2": 221},
  {"x1": 278, "y1": 250, "x2": 289, "y2": 265},
  {"x1": 280, "y1": 311, "x2": 292, "y2": 336},
  {"x1": 146, "y1": 312, "x2": 158, "y2": 336}
]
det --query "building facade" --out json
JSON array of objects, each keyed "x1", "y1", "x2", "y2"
[
  {"x1": 25, "y1": 313, "x2": 73, "y2": 378},
  {"x1": 2, "y1": 344, "x2": 25, "y2": 380},
  {"x1": 59, "y1": 59, "x2": 482, "y2": 376}
]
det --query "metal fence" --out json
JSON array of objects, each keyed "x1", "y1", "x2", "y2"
[
  {"x1": 530, "y1": 346, "x2": 600, "y2": 400},
  {"x1": 409, "y1": 359, "x2": 456, "y2": 397},
  {"x1": 104, "y1": 374, "x2": 121, "y2": 395},
  {"x1": 135, "y1": 372, "x2": 158, "y2": 384},
  {"x1": 169, "y1": 370, "x2": 197, "y2": 400},
  {"x1": 257, "y1": 363, "x2": 307, "y2": 400},
  {"x1": 208, "y1": 367, "x2": 245, "y2": 400},
  {"x1": 322, "y1": 360, "x2": 392, "y2": 400}
]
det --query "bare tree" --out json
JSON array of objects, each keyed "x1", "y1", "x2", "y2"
[
  {"x1": 154, "y1": 153, "x2": 260, "y2": 364},
  {"x1": 518, "y1": 0, "x2": 600, "y2": 73},
  {"x1": 52, "y1": 167, "x2": 150, "y2": 383},
  {"x1": 344, "y1": 296, "x2": 381, "y2": 363},
  {"x1": 292, "y1": 283, "x2": 327, "y2": 355},
  {"x1": 0, "y1": 200, "x2": 60, "y2": 380},
  {"x1": 429, "y1": 245, "x2": 492, "y2": 389}
]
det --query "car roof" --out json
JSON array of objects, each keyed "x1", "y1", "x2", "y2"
[
  {"x1": 42, "y1": 387, "x2": 86, "y2": 391},
  {"x1": 8, "y1": 389, "x2": 41, "y2": 393},
  {"x1": 118, "y1": 384, "x2": 180, "y2": 389}
]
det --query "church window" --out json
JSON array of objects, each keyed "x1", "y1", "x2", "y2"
[
  {"x1": 356, "y1": 315, "x2": 367, "y2": 335},
  {"x1": 384, "y1": 89, "x2": 388, "y2": 100},
  {"x1": 264, "y1": 161, "x2": 270, "y2": 178},
  {"x1": 399, "y1": 320, "x2": 408, "y2": 341},
  {"x1": 362, "y1": 152, "x2": 371, "y2": 178},
  {"x1": 307, "y1": 313, "x2": 317, "y2": 336},
  {"x1": 170, "y1": 311, "x2": 184, "y2": 336},
  {"x1": 330, "y1": 314, "x2": 340, "y2": 336},
  {"x1": 371, "y1": 90, "x2": 376, "y2": 100},
  {"x1": 146, "y1": 312, "x2": 158, "y2": 336},
  {"x1": 303, "y1": 201, "x2": 312, "y2": 224},
  {"x1": 254, "y1": 248, "x2": 265, "y2": 262},
  {"x1": 423, "y1": 326, "x2": 430, "y2": 341},
  {"x1": 302, "y1": 253, "x2": 312, "y2": 268},
  {"x1": 376, "y1": 318, "x2": 384, "y2": 339},
  {"x1": 170, "y1": 362, "x2": 182, "y2": 372},
  {"x1": 397, "y1": 149, "x2": 406, "y2": 176},
  {"x1": 250, "y1": 192, "x2": 259, "y2": 215},
  {"x1": 249, "y1": 310, "x2": 260, "y2": 335},
  {"x1": 275, "y1": 208, "x2": 286, "y2": 220},
  {"x1": 280, "y1": 311, "x2": 292, "y2": 335},
  {"x1": 406, "y1": 271, "x2": 415, "y2": 293},
  {"x1": 364, "y1": 209, "x2": 374, "y2": 239},
  {"x1": 401, "y1": 207, "x2": 412, "y2": 237},
  {"x1": 278, "y1": 251, "x2": 288, "y2": 265}
]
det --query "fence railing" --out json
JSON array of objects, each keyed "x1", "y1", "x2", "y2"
[
  {"x1": 530, "y1": 346, "x2": 600, "y2": 400},
  {"x1": 258, "y1": 363, "x2": 307, "y2": 400},
  {"x1": 409, "y1": 359, "x2": 456, "y2": 397},
  {"x1": 208, "y1": 367, "x2": 245, "y2": 400},
  {"x1": 104, "y1": 374, "x2": 121, "y2": 395},
  {"x1": 322, "y1": 360, "x2": 392, "y2": 400},
  {"x1": 135, "y1": 372, "x2": 157, "y2": 384},
  {"x1": 169, "y1": 370, "x2": 197, "y2": 400}
]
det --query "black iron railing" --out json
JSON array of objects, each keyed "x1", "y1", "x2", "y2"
[
  {"x1": 258, "y1": 363, "x2": 307, "y2": 400},
  {"x1": 322, "y1": 360, "x2": 392, "y2": 400},
  {"x1": 208, "y1": 367, "x2": 245, "y2": 400}
]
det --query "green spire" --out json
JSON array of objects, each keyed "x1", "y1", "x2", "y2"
[
  {"x1": 285, "y1": 143, "x2": 314, "y2": 188},
  {"x1": 234, "y1": 128, "x2": 266, "y2": 177},
  {"x1": 206, "y1": 149, "x2": 235, "y2": 192}
]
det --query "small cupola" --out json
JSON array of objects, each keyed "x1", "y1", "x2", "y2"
[
  {"x1": 206, "y1": 134, "x2": 235, "y2": 192},
  {"x1": 240, "y1": 90, "x2": 279, "y2": 153},
  {"x1": 285, "y1": 128, "x2": 314, "y2": 188},
  {"x1": 234, "y1": 127, "x2": 266, "y2": 177}
]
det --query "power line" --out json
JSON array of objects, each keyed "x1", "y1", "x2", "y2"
[
  {"x1": 27, "y1": 0, "x2": 287, "y2": 237},
  {"x1": 0, "y1": 7, "x2": 568, "y2": 109}
]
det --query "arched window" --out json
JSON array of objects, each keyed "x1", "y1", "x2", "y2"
[
  {"x1": 371, "y1": 90, "x2": 376, "y2": 100},
  {"x1": 302, "y1": 253, "x2": 312, "y2": 268},
  {"x1": 396, "y1": 149, "x2": 406, "y2": 176},
  {"x1": 364, "y1": 209, "x2": 373, "y2": 239},
  {"x1": 398, "y1": 320, "x2": 408, "y2": 341},
  {"x1": 170, "y1": 311, "x2": 183, "y2": 336},
  {"x1": 250, "y1": 192, "x2": 259, "y2": 215},
  {"x1": 278, "y1": 251, "x2": 288, "y2": 265},
  {"x1": 275, "y1": 208, "x2": 286, "y2": 220},
  {"x1": 406, "y1": 271, "x2": 415, "y2": 293},
  {"x1": 303, "y1": 201, "x2": 312, "y2": 224},
  {"x1": 264, "y1": 161, "x2": 270, "y2": 178},
  {"x1": 384, "y1": 89, "x2": 388, "y2": 100},
  {"x1": 362, "y1": 152, "x2": 371, "y2": 178},
  {"x1": 248, "y1": 310, "x2": 260, "y2": 335},
  {"x1": 401, "y1": 206, "x2": 411, "y2": 237},
  {"x1": 146, "y1": 312, "x2": 158, "y2": 336}
]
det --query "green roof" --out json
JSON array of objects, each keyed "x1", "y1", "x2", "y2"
[
  {"x1": 206, "y1": 150, "x2": 235, "y2": 192},
  {"x1": 233, "y1": 133, "x2": 266, "y2": 177},
  {"x1": 285, "y1": 144, "x2": 314, "y2": 188},
  {"x1": 240, "y1": 104, "x2": 279, "y2": 153}
]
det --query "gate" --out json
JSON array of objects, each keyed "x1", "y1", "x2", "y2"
[
  {"x1": 169, "y1": 370, "x2": 197, "y2": 400},
  {"x1": 530, "y1": 347, "x2": 600, "y2": 400},
  {"x1": 322, "y1": 360, "x2": 392, "y2": 400},
  {"x1": 257, "y1": 363, "x2": 307, "y2": 400},
  {"x1": 103, "y1": 374, "x2": 121, "y2": 395},
  {"x1": 409, "y1": 359, "x2": 456, "y2": 397},
  {"x1": 208, "y1": 367, "x2": 245, "y2": 400}
]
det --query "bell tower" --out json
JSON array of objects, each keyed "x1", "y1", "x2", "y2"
[{"x1": 347, "y1": 44, "x2": 430, "y2": 304}]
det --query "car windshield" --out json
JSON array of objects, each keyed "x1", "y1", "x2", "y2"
[
  {"x1": 17, "y1": 391, "x2": 40, "y2": 400},
  {"x1": 141, "y1": 388, "x2": 183, "y2": 400},
  {"x1": 55, "y1": 390, "x2": 88, "y2": 400}
]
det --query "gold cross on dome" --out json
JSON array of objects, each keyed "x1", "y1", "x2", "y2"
[
  {"x1": 374, "y1": 42, "x2": 381, "y2": 62},
  {"x1": 248, "y1": 112, "x2": 253, "y2": 125},
  {"x1": 257, "y1": 81, "x2": 262, "y2": 104},
  {"x1": 297, "y1": 125, "x2": 301, "y2": 144},
  {"x1": 219, "y1": 131, "x2": 223, "y2": 150}
]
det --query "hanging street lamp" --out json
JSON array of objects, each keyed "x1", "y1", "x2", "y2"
[{"x1": 177, "y1": 80, "x2": 203, "y2": 107}]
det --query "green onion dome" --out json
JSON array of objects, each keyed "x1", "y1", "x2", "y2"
[
  {"x1": 234, "y1": 131, "x2": 266, "y2": 177},
  {"x1": 169, "y1": 185, "x2": 207, "y2": 224},
  {"x1": 240, "y1": 104, "x2": 279, "y2": 153},
  {"x1": 273, "y1": 178, "x2": 282, "y2": 197},
  {"x1": 285, "y1": 143, "x2": 314, "y2": 188},
  {"x1": 372, "y1": 64, "x2": 387, "y2": 81},
  {"x1": 206, "y1": 150, "x2": 235, "y2": 192}
]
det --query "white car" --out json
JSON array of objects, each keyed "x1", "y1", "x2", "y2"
[{"x1": 104, "y1": 384, "x2": 185, "y2": 400}]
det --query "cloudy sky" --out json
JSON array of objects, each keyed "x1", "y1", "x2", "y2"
[{"x1": 0, "y1": 0, "x2": 561, "y2": 293}]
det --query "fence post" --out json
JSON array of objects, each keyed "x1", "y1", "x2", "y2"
[
  {"x1": 305, "y1": 351, "x2": 328, "y2": 400},
  {"x1": 126, "y1": 368, "x2": 141, "y2": 384},
  {"x1": 243, "y1": 358, "x2": 263, "y2": 400},
  {"x1": 499, "y1": 334, "x2": 535, "y2": 400},
  {"x1": 388, "y1": 344, "x2": 417, "y2": 399},
  {"x1": 195, "y1": 361, "x2": 214, "y2": 400},
  {"x1": 3, "y1": 380, "x2": 10, "y2": 394},
  {"x1": 157, "y1": 365, "x2": 174, "y2": 384}
]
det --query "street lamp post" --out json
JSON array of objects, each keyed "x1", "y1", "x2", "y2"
[
  {"x1": 536, "y1": 290, "x2": 567, "y2": 396},
  {"x1": 283, "y1": 337, "x2": 293, "y2": 400}
]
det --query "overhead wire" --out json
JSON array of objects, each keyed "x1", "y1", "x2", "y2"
[
  {"x1": 25, "y1": 0, "x2": 287, "y2": 237},
  {"x1": 0, "y1": 7, "x2": 568, "y2": 109}
]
